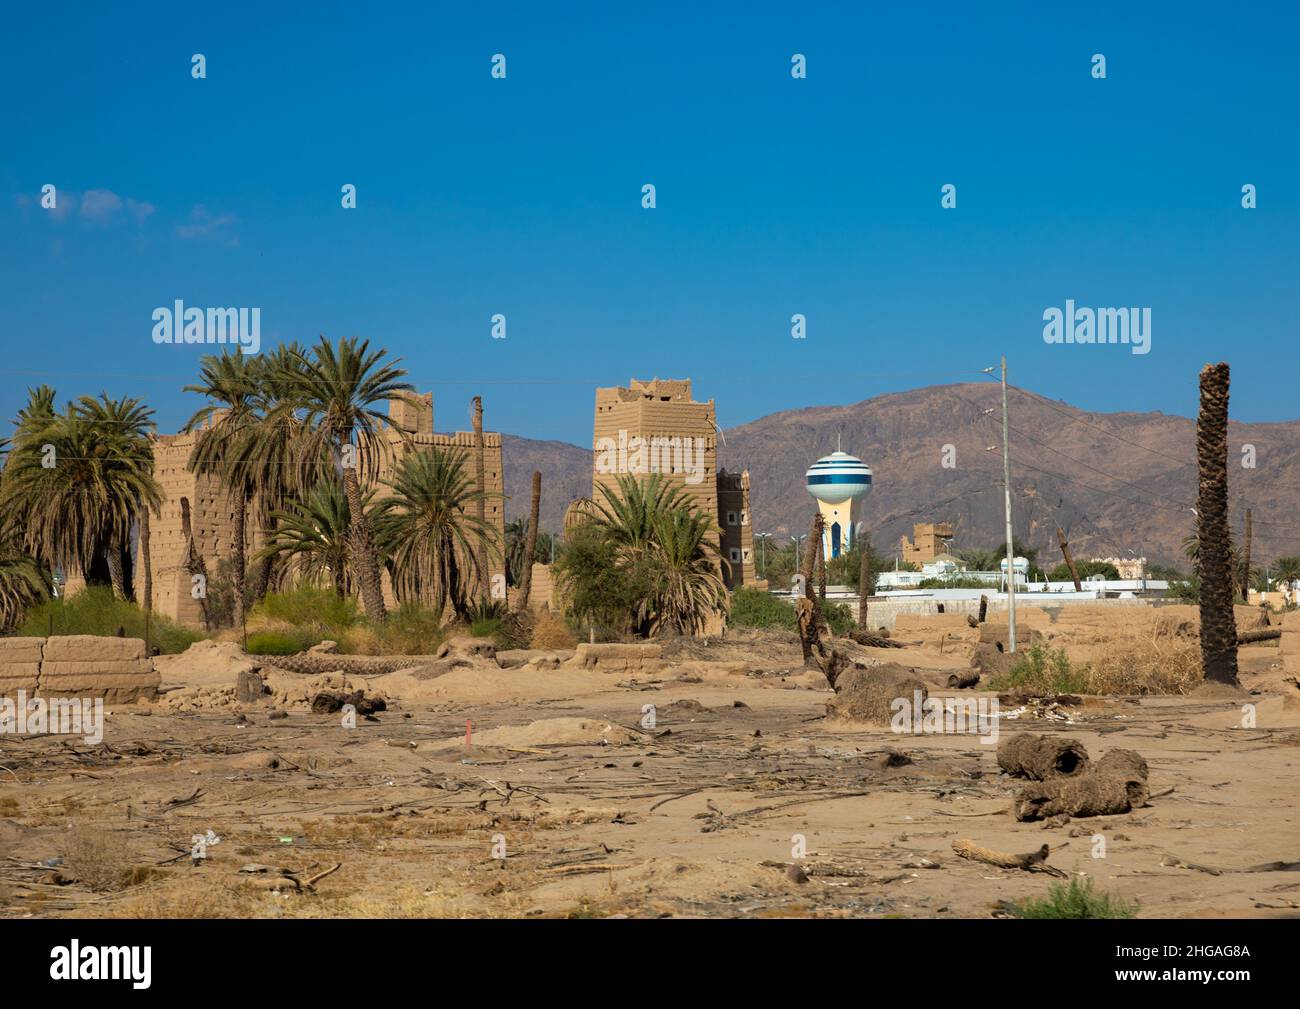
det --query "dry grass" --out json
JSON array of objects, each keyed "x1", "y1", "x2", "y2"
[
  {"x1": 64, "y1": 827, "x2": 135, "y2": 892},
  {"x1": 529, "y1": 608, "x2": 577, "y2": 649},
  {"x1": 1086, "y1": 633, "x2": 1202, "y2": 695}
]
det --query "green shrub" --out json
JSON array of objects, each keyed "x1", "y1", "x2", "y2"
[
  {"x1": 366, "y1": 602, "x2": 445, "y2": 655},
  {"x1": 990, "y1": 643, "x2": 1088, "y2": 694},
  {"x1": 728, "y1": 588, "x2": 796, "y2": 631},
  {"x1": 17, "y1": 587, "x2": 205, "y2": 654},
  {"x1": 727, "y1": 587, "x2": 855, "y2": 636},
  {"x1": 245, "y1": 629, "x2": 313, "y2": 655},
  {"x1": 1012, "y1": 876, "x2": 1138, "y2": 919},
  {"x1": 251, "y1": 587, "x2": 360, "y2": 636}
]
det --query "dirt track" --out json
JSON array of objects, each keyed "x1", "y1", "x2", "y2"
[{"x1": 2, "y1": 631, "x2": 1298, "y2": 919}]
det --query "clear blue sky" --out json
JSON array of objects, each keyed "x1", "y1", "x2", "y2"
[{"x1": 3, "y1": 1, "x2": 1296, "y2": 445}]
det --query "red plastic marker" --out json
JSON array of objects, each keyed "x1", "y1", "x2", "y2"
[{"x1": 466, "y1": 718, "x2": 472, "y2": 748}]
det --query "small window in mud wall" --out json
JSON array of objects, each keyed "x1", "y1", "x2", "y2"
[
  {"x1": 729, "y1": 548, "x2": 742, "y2": 563},
  {"x1": 740, "y1": 510, "x2": 749, "y2": 526},
  {"x1": 726, "y1": 511, "x2": 738, "y2": 526},
  {"x1": 742, "y1": 548, "x2": 752, "y2": 562}
]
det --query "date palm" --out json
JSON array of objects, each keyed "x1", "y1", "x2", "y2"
[
  {"x1": 290, "y1": 336, "x2": 413, "y2": 620},
  {"x1": 1, "y1": 392, "x2": 160, "y2": 599},
  {"x1": 647, "y1": 504, "x2": 729, "y2": 635},
  {"x1": 372, "y1": 446, "x2": 496, "y2": 621},
  {"x1": 184, "y1": 352, "x2": 261, "y2": 625},
  {"x1": 254, "y1": 479, "x2": 370, "y2": 598}
]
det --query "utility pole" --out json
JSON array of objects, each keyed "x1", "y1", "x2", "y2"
[{"x1": 1000, "y1": 355, "x2": 1017, "y2": 653}]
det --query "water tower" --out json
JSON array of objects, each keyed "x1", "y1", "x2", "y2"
[{"x1": 805, "y1": 448, "x2": 872, "y2": 560}]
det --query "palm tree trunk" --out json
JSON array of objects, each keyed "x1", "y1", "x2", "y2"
[
  {"x1": 1056, "y1": 526, "x2": 1082, "y2": 591},
  {"x1": 1241, "y1": 508, "x2": 1252, "y2": 603},
  {"x1": 231, "y1": 488, "x2": 247, "y2": 627},
  {"x1": 105, "y1": 534, "x2": 128, "y2": 601},
  {"x1": 139, "y1": 508, "x2": 152, "y2": 612},
  {"x1": 1197, "y1": 362, "x2": 1239, "y2": 687},
  {"x1": 856, "y1": 535, "x2": 872, "y2": 630},
  {"x1": 514, "y1": 470, "x2": 541, "y2": 613},
  {"x1": 180, "y1": 497, "x2": 212, "y2": 630},
  {"x1": 471, "y1": 396, "x2": 489, "y2": 603},
  {"x1": 798, "y1": 514, "x2": 824, "y2": 665},
  {"x1": 342, "y1": 464, "x2": 387, "y2": 620}
]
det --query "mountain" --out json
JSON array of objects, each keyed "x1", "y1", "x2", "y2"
[{"x1": 501, "y1": 382, "x2": 1300, "y2": 569}]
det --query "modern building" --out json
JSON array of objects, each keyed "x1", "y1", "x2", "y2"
[{"x1": 804, "y1": 449, "x2": 872, "y2": 560}]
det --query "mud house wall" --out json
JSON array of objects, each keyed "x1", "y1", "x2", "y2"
[
  {"x1": 0, "y1": 635, "x2": 158, "y2": 703},
  {"x1": 378, "y1": 394, "x2": 506, "y2": 608}
]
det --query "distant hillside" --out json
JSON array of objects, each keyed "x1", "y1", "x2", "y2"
[{"x1": 501, "y1": 383, "x2": 1300, "y2": 569}]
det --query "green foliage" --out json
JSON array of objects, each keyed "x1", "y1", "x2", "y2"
[
  {"x1": 916, "y1": 576, "x2": 993, "y2": 589},
  {"x1": 727, "y1": 587, "x2": 853, "y2": 635},
  {"x1": 18, "y1": 586, "x2": 205, "y2": 655},
  {"x1": 728, "y1": 587, "x2": 797, "y2": 631},
  {"x1": 252, "y1": 586, "x2": 361, "y2": 636},
  {"x1": 374, "y1": 601, "x2": 445, "y2": 655},
  {"x1": 1164, "y1": 576, "x2": 1200, "y2": 603},
  {"x1": 1012, "y1": 876, "x2": 1138, "y2": 919},
  {"x1": 1047, "y1": 560, "x2": 1121, "y2": 582},
  {"x1": 245, "y1": 630, "x2": 311, "y2": 655},
  {"x1": 990, "y1": 643, "x2": 1088, "y2": 694},
  {"x1": 554, "y1": 522, "x2": 642, "y2": 640}
]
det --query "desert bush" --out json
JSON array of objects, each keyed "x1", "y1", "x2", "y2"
[
  {"x1": 64, "y1": 827, "x2": 134, "y2": 892},
  {"x1": 991, "y1": 643, "x2": 1088, "y2": 694},
  {"x1": 728, "y1": 587, "x2": 796, "y2": 631},
  {"x1": 530, "y1": 608, "x2": 578, "y2": 649},
  {"x1": 1012, "y1": 876, "x2": 1138, "y2": 919},
  {"x1": 251, "y1": 586, "x2": 359, "y2": 637},
  {"x1": 18, "y1": 586, "x2": 205, "y2": 654}
]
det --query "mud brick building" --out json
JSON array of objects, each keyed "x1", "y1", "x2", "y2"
[
  {"x1": 144, "y1": 391, "x2": 505, "y2": 625},
  {"x1": 590, "y1": 378, "x2": 759, "y2": 590}
]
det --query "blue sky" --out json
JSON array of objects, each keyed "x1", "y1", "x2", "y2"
[{"x1": 2, "y1": 1, "x2": 1296, "y2": 445}]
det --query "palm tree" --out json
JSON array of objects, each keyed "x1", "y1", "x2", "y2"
[
  {"x1": 241, "y1": 343, "x2": 320, "y2": 602},
  {"x1": 588, "y1": 474, "x2": 727, "y2": 637},
  {"x1": 254, "y1": 479, "x2": 368, "y2": 598},
  {"x1": 1196, "y1": 362, "x2": 1238, "y2": 686},
  {"x1": 290, "y1": 336, "x2": 413, "y2": 620},
  {"x1": 0, "y1": 431, "x2": 50, "y2": 628},
  {"x1": 1, "y1": 393, "x2": 161, "y2": 598},
  {"x1": 646, "y1": 504, "x2": 729, "y2": 635},
  {"x1": 184, "y1": 352, "x2": 261, "y2": 624},
  {"x1": 372, "y1": 446, "x2": 496, "y2": 621}
]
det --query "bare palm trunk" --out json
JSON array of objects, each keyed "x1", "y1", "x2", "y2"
[
  {"x1": 105, "y1": 534, "x2": 128, "y2": 601},
  {"x1": 471, "y1": 396, "x2": 489, "y2": 604},
  {"x1": 180, "y1": 497, "x2": 212, "y2": 630},
  {"x1": 342, "y1": 464, "x2": 387, "y2": 621},
  {"x1": 231, "y1": 488, "x2": 247, "y2": 627},
  {"x1": 1197, "y1": 362, "x2": 1239, "y2": 687},
  {"x1": 1241, "y1": 508, "x2": 1252, "y2": 603},
  {"x1": 139, "y1": 508, "x2": 152, "y2": 612},
  {"x1": 798, "y1": 515, "x2": 824, "y2": 665},
  {"x1": 514, "y1": 470, "x2": 541, "y2": 613},
  {"x1": 1056, "y1": 526, "x2": 1082, "y2": 591},
  {"x1": 817, "y1": 536, "x2": 827, "y2": 600},
  {"x1": 856, "y1": 535, "x2": 872, "y2": 630}
]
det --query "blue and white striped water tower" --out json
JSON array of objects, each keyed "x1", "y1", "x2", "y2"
[{"x1": 805, "y1": 448, "x2": 872, "y2": 559}]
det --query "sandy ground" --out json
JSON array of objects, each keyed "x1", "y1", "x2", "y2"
[{"x1": 2, "y1": 630, "x2": 1298, "y2": 919}]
